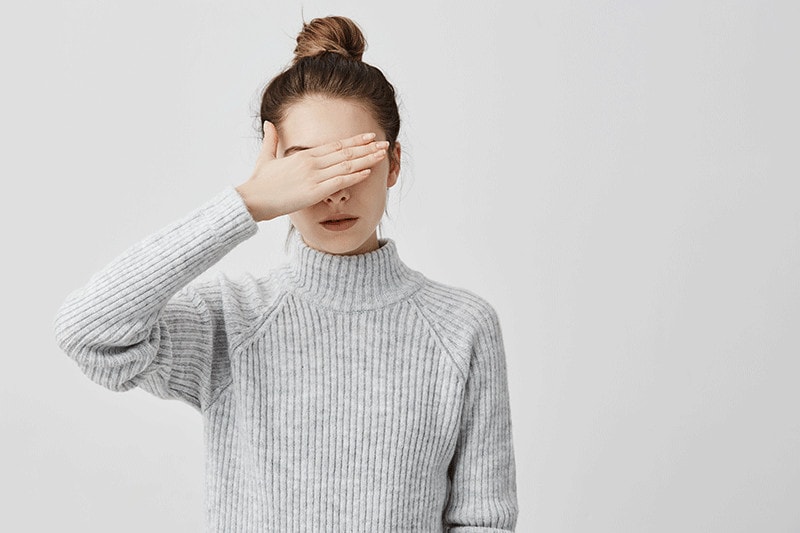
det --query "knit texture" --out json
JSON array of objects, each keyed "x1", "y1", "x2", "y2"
[{"x1": 53, "y1": 186, "x2": 518, "y2": 532}]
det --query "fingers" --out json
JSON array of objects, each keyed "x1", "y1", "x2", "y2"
[
  {"x1": 288, "y1": 131, "x2": 389, "y2": 187},
  {"x1": 316, "y1": 168, "x2": 374, "y2": 198},
  {"x1": 314, "y1": 139, "x2": 389, "y2": 172},
  {"x1": 314, "y1": 146, "x2": 387, "y2": 185},
  {"x1": 307, "y1": 132, "x2": 377, "y2": 157}
]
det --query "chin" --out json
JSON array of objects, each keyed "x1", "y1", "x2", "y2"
[{"x1": 302, "y1": 232, "x2": 365, "y2": 256}]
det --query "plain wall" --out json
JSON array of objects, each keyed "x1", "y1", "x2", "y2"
[{"x1": 1, "y1": 1, "x2": 798, "y2": 531}]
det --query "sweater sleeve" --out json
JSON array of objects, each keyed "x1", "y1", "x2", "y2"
[
  {"x1": 53, "y1": 186, "x2": 258, "y2": 413},
  {"x1": 443, "y1": 304, "x2": 519, "y2": 532}
]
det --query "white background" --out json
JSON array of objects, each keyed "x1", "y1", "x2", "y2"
[{"x1": 2, "y1": 1, "x2": 799, "y2": 531}]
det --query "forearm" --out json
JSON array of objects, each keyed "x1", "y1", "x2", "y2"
[{"x1": 53, "y1": 186, "x2": 257, "y2": 386}]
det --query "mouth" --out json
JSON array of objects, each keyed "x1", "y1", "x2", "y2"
[{"x1": 320, "y1": 216, "x2": 359, "y2": 231}]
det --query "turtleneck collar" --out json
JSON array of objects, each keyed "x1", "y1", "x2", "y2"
[{"x1": 281, "y1": 231, "x2": 424, "y2": 311}]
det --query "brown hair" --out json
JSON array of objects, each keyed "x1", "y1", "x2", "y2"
[{"x1": 257, "y1": 16, "x2": 402, "y2": 249}]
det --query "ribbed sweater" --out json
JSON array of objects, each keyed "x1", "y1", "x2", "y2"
[{"x1": 53, "y1": 186, "x2": 518, "y2": 532}]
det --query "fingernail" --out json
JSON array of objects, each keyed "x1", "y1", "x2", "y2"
[{"x1": 362, "y1": 133, "x2": 376, "y2": 141}]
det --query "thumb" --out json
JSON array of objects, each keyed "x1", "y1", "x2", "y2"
[{"x1": 260, "y1": 120, "x2": 278, "y2": 161}]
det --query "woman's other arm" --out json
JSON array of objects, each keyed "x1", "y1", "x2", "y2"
[{"x1": 443, "y1": 304, "x2": 519, "y2": 531}]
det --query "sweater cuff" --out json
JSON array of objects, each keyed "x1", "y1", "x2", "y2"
[{"x1": 198, "y1": 185, "x2": 259, "y2": 247}]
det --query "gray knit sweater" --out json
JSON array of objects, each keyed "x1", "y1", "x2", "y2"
[{"x1": 53, "y1": 186, "x2": 518, "y2": 532}]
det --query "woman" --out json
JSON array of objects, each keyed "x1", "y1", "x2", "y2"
[{"x1": 54, "y1": 15, "x2": 518, "y2": 532}]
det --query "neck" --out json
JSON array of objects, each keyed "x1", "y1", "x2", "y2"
[{"x1": 283, "y1": 231, "x2": 423, "y2": 311}]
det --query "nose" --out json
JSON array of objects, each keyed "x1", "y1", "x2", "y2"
[{"x1": 325, "y1": 187, "x2": 350, "y2": 204}]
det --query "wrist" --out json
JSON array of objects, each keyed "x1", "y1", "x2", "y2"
[{"x1": 234, "y1": 183, "x2": 261, "y2": 222}]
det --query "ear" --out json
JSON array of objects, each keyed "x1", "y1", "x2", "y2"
[{"x1": 387, "y1": 141, "x2": 401, "y2": 188}]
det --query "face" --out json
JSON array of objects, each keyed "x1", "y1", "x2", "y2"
[{"x1": 277, "y1": 95, "x2": 401, "y2": 256}]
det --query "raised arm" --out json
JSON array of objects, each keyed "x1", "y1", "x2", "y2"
[
  {"x1": 53, "y1": 124, "x2": 389, "y2": 412},
  {"x1": 53, "y1": 186, "x2": 258, "y2": 412}
]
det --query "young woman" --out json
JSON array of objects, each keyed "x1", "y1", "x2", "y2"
[{"x1": 54, "y1": 15, "x2": 518, "y2": 532}]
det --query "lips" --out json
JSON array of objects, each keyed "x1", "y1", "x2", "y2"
[
  {"x1": 320, "y1": 216, "x2": 359, "y2": 231},
  {"x1": 321, "y1": 214, "x2": 358, "y2": 223}
]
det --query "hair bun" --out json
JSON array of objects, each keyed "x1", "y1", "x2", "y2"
[{"x1": 293, "y1": 16, "x2": 367, "y2": 63}]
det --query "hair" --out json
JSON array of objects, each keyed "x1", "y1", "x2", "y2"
[
  {"x1": 261, "y1": 16, "x2": 400, "y2": 162},
  {"x1": 256, "y1": 15, "x2": 402, "y2": 252}
]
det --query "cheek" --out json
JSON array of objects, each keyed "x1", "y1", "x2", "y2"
[
  {"x1": 362, "y1": 178, "x2": 390, "y2": 211},
  {"x1": 288, "y1": 209, "x2": 313, "y2": 227},
  {"x1": 375, "y1": 156, "x2": 391, "y2": 175},
  {"x1": 356, "y1": 171, "x2": 389, "y2": 198},
  {"x1": 364, "y1": 158, "x2": 391, "y2": 186}
]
